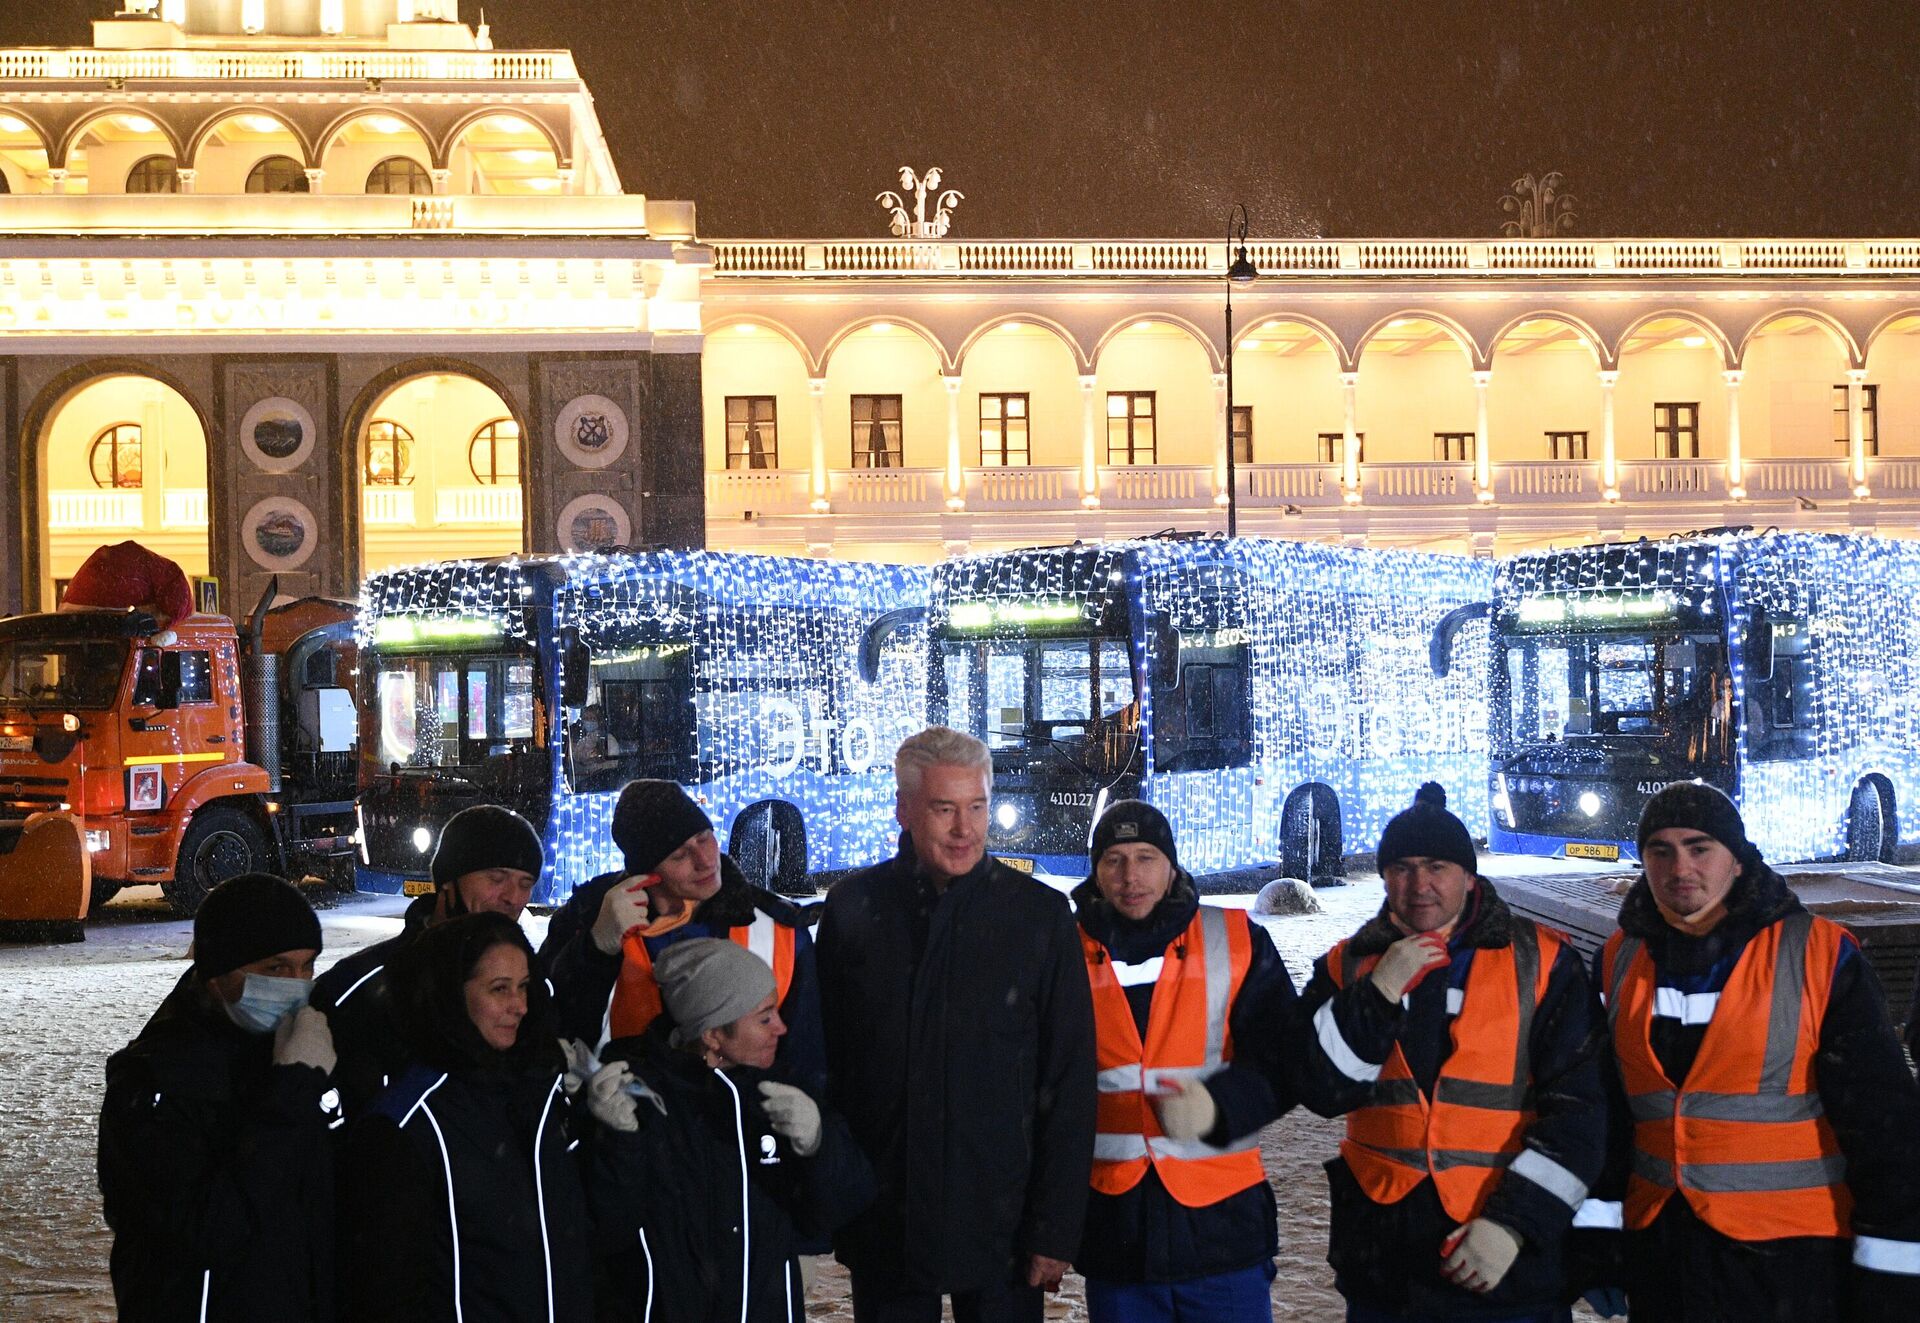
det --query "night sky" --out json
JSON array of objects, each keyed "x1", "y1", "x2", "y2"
[{"x1": 16, "y1": 1, "x2": 1920, "y2": 238}]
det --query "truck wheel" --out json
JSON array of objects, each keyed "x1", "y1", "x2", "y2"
[{"x1": 166, "y1": 807, "x2": 269, "y2": 918}]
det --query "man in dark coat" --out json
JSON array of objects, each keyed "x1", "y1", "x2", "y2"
[
  {"x1": 1290, "y1": 785, "x2": 1607, "y2": 1323},
  {"x1": 98, "y1": 873, "x2": 340, "y2": 1323},
  {"x1": 816, "y1": 725, "x2": 1097, "y2": 1323},
  {"x1": 1583, "y1": 784, "x2": 1920, "y2": 1323},
  {"x1": 311, "y1": 803, "x2": 542, "y2": 1117}
]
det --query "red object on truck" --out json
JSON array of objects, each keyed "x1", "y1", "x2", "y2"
[{"x1": 60, "y1": 541, "x2": 194, "y2": 625}]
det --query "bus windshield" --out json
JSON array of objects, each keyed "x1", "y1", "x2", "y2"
[
  {"x1": 371, "y1": 648, "x2": 539, "y2": 770},
  {"x1": 935, "y1": 634, "x2": 1137, "y2": 760},
  {"x1": 1499, "y1": 632, "x2": 1722, "y2": 745},
  {"x1": 0, "y1": 638, "x2": 128, "y2": 710}
]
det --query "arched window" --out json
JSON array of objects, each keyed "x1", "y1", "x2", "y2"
[
  {"x1": 125, "y1": 155, "x2": 179, "y2": 194},
  {"x1": 0, "y1": 171, "x2": 10, "y2": 195},
  {"x1": 89, "y1": 423, "x2": 144, "y2": 489},
  {"x1": 365, "y1": 156, "x2": 432, "y2": 196},
  {"x1": 246, "y1": 155, "x2": 309, "y2": 193},
  {"x1": 364, "y1": 420, "x2": 415, "y2": 486},
  {"x1": 468, "y1": 419, "x2": 521, "y2": 485}
]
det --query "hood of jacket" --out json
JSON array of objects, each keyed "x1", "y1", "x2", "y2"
[
  {"x1": 1342, "y1": 874, "x2": 1520, "y2": 961},
  {"x1": 388, "y1": 916, "x2": 562, "y2": 1078},
  {"x1": 1615, "y1": 855, "x2": 1803, "y2": 974}
]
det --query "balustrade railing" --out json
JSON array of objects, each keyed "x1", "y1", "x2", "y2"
[{"x1": 0, "y1": 48, "x2": 574, "y2": 81}]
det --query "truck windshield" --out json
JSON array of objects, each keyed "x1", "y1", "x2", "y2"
[
  {"x1": 0, "y1": 638, "x2": 128, "y2": 709},
  {"x1": 935, "y1": 634, "x2": 1136, "y2": 758},
  {"x1": 372, "y1": 649, "x2": 539, "y2": 769},
  {"x1": 1500, "y1": 632, "x2": 1722, "y2": 744}
]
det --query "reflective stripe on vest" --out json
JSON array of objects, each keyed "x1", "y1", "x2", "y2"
[
  {"x1": 1082, "y1": 906, "x2": 1266, "y2": 1208},
  {"x1": 1327, "y1": 921, "x2": 1570, "y2": 1223},
  {"x1": 1603, "y1": 911, "x2": 1852, "y2": 1241},
  {"x1": 603, "y1": 912, "x2": 797, "y2": 1047}
]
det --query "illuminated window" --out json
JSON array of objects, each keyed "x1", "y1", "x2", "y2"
[
  {"x1": 125, "y1": 155, "x2": 179, "y2": 194},
  {"x1": 468, "y1": 419, "x2": 520, "y2": 485},
  {"x1": 364, "y1": 420, "x2": 415, "y2": 486},
  {"x1": 979, "y1": 393, "x2": 1029, "y2": 467},
  {"x1": 851, "y1": 395, "x2": 903, "y2": 469},
  {"x1": 1654, "y1": 402, "x2": 1699, "y2": 459},
  {"x1": 1547, "y1": 430, "x2": 1589, "y2": 460},
  {"x1": 88, "y1": 424, "x2": 143, "y2": 489},
  {"x1": 246, "y1": 156, "x2": 309, "y2": 193},
  {"x1": 1231, "y1": 405, "x2": 1253, "y2": 465},
  {"x1": 365, "y1": 156, "x2": 432, "y2": 196},
  {"x1": 1434, "y1": 432, "x2": 1475, "y2": 462},
  {"x1": 1106, "y1": 392, "x2": 1156, "y2": 465},
  {"x1": 1832, "y1": 384, "x2": 1879, "y2": 457},
  {"x1": 726, "y1": 397, "x2": 778, "y2": 469},
  {"x1": 1317, "y1": 432, "x2": 1364, "y2": 464}
]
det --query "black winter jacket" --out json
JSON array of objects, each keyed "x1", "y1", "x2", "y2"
[
  {"x1": 541, "y1": 857, "x2": 827, "y2": 1096},
  {"x1": 311, "y1": 893, "x2": 436, "y2": 1118},
  {"x1": 586, "y1": 1030, "x2": 876, "y2": 1323},
  {"x1": 99, "y1": 969, "x2": 339, "y2": 1323},
  {"x1": 816, "y1": 835, "x2": 1098, "y2": 1292},
  {"x1": 1289, "y1": 879, "x2": 1608, "y2": 1319},
  {"x1": 1586, "y1": 863, "x2": 1920, "y2": 1323},
  {"x1": 1070, "y1": 872, "x2": 1298, "y2": 1284}
]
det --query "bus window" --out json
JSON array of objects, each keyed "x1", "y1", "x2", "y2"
[
  {"x1": 567, "y1": 642, "x2": 694, "y2": 791},
  {"x1": 372, "y1": 651, "x2": 537, "y2": 770},
  {"x1": 1152, "y1": 655, "x2": 1250, "y2": 773}
]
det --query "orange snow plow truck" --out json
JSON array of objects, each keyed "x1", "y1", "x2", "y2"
[{"x1": 0, "y1": 576, "x2": 359, "y2": 939}]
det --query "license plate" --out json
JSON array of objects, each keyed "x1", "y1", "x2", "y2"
[
  {"x1": 0, "y1": 736, "x2": 30, "y2": 752},
  {"x1": 1000, "y1": 856, "x2": 1035, "y2": 873},
  {"x1": 402, "y1": 880, "x2": 435, "y2": 897},
  {"x1": 1566, "y1": 842, "x2": 1620, "y2": 861}
]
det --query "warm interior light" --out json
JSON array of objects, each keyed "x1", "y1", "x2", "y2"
[
  {"x1": 0, "y1": 115, "x2": 26, "y2": 135},
  {"x1": 869, "y1": 321, "x2": 893, "y2": 334},
  {"x1": 118, "y1": 115, "x2": 159, "y2": 136},
  {"x1": 508, "y1": 148, "x2": 549, "y2": 163},
  {"x1": 1681, "y1": 335, "x2": 1707, "y2": 348},
  {"x1": 367, "y1": 115, "x2": 408, "y2": 134},
  {"x1": 736, "y1": 324, "x2": 759, "y2": 335},
  {"x1": 241, "y1": 115, "x2": 283, "y2": 135},
  {"x1": 524, "y1": 177, "x2": 560, "y2": 190},
  {"x1": 1387, "y1": 317, "x2": 1414, "y2": 329}
]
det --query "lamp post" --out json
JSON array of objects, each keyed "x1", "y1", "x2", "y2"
[{"x1": 1224, "y1": 204, "x2": 1258, "y2": 538}]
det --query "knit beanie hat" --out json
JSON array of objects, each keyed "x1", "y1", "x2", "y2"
[
  {"x1": 1637, "y1": 782, "x2": 1755, "y2": 864},
  {"x1": 431, "y1": 805, "x2": 544, "y2": 887},
  {"x1": 1091, "y1": 799, "x2": 1178, "y2": 873},
  {"x1": 1376, "y1": 782, "x2": 1477, "y2": 876},
  {"x1": 655, "y1": 938, "x2": 777, "y2": 1047},
  {"x1": 611, "y1": 779, "x2": 714, "y2": 877},
  {"x1": 193, "y1": 872, "x2": 322, "y2": 977}
]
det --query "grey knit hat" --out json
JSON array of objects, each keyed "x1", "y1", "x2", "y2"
[{"x1": 655, "y1": 938, "x2": 777, "y2": 1047}]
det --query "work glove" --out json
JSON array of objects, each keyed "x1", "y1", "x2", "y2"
[
  {"x1": 586, "y1": 1061, "x2": 640, "y2": 1132},
  {"x1": 591, "y1": 875, "x2": 657, "y2": 955},
  {"x1": 1151, "y1": 1075, "x2": 1218, "y2": 1142},
  {"x1": 1370, "y1": 931, "x2": 1451, "y2": 1003},
  {"x1": 1441, "y1": 1218, "x2": 1522, "y2": 1294},
  {"x1": 558, "y1": 1038, "x2": 597, "y2": 1096},
  {"x1": 273, "y1": 1006, "x2": 337, "y2": 1076},
  {"x1": 757, "y1": 1081, "x2": 823, "y2": 1156}
]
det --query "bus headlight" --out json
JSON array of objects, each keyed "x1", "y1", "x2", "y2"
[
  {"x1": 1578, "y1": 791, "x2": 1602, "y2": 817},
  {"x1": 412, "y1": 826, "x2": 433, "y2": 853},
  {"x1": 995, "y1": 802, "x2": 1020, "y2": 831}
]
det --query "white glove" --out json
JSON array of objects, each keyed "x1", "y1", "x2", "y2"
[
  {"x1": 586, "y1": 1061, "x2": 639, "y2": 1132},
  {"x1": 558, "y1": 1038, "x2": 597, "y2": 1096},
  {"x1": 591, "y1": 876, "x2": 656, "y2": 956},
  {"x1": 273, "y1": 1006, "x2": 337, "y2": 1075},
  {"x1": 757, "y1": 1080, "x2": 823, "y2": 1156},
  {"x1": 1441, "y1": 1218, "x2": 1522, "y2": 1294},
  {"x1": 1151, "y1": 1075, "x2": 1218, "y2": 1142},
  {"x1": 1370, "y1": 932, "x2": 1451, "y2": 1003}
]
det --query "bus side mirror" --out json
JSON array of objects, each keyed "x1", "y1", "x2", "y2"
[
  {"x1": 859, "y1": 607, "x2": 926, "y2": 684},
  {"x1": 1744, "y1": 615, "x2": 1775, "y2": 683},
  {"x1": 1429, "y1": 601, "x2": 1492, "y2": 678},
  {"x1": 561, "y1": 638, "x2": 591, "y2": 709}
]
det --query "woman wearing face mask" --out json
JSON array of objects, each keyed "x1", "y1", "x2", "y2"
[
  {"x1": 339, "y1": 911, "x2": 593, "y2": 1323},
  {"x1": 98, "y1": 871, "x2": 341, "y2": 1323}
]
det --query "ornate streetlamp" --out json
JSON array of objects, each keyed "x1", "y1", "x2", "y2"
[{"x1": 1224, "y1": 205, "x2": 1258, "y2": 537}]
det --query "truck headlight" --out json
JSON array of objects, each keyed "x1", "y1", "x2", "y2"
[{"x1": 85, "y1": 829, "x2": 110, "y2": 853}]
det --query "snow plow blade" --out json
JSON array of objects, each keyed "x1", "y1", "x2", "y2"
[{"x1": 0, "y1": 812, "x2": 91, "y2": 944}]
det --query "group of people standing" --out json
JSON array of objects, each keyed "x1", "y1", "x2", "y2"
[{"x1": 97, "y1": 725, "x2": 1920, "y2": 1323}]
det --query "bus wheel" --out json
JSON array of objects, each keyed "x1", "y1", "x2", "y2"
[
  {"x1": 729, "y1": 800, "x2": 812, "y2": 897},
  {"x1": 1846, "y1": 780, "x2": 1894, "y2": 864},
  {"x1": 1281, "y1": 783, "x2": 1344, "y2": 885},
  {"x1": 166, "y1": 806, "x2": 269, "y2": 918}
]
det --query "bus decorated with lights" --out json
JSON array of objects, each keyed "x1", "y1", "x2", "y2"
[
  {"x1": 356, "y1": 553, "x2": 928, "y2": 903},
  {"x1": 1488, "y1": 531, "x2": 1920, "y2": 864},
  {"x1": 920, "y1": 537, "x2": 1495, "y2": 878}
]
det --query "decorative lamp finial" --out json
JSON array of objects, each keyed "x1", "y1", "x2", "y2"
[{"x1": 876, "y1": 167, "x2": 964, "y2": 239}]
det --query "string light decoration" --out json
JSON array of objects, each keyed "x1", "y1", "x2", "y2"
[
  {"x1": 928, "y1": 535, "x2": 1496, "y2": 876},
  {"x1": 357, "y1": 552, "x2": 929, "y2": 904},
  {"x1": 1489, "y1": 530, "x2": 1920, "y2": 863}
]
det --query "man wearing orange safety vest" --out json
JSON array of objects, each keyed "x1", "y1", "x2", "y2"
[
  {"x1": 1293, "y1": 784, "x2": 1606, "y2": 1323},
  {"x1": 1579, "y1": 783, "x2": 1920, "y2": 1322},
  {"x1": 539, "y1": 779, "x2": 825, "y2": 1095},
  {"x1": 1071, "y1": 800, "x2": 1300, "y2": 1323}
]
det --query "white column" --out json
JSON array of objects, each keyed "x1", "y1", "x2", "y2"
[
  {"x1": 303, "y1": 167, "x2": 325, "y2": 193},
  {"x1": 1723, "y1": 369, "x2": 1746, "y2": 499},
  {"x1": 1079, "y1": 375, "x2": 1101, "y2": 509},
  {"x1": 320, "y1": 0, "x2": 345, "y2": 34},
  {"x1": 1211, "y1": 372, "x2": 1230, "y2": 507},
  {"x1": 559, "y1": 166, "x2": 578, "y2": 196},
  {"x1": 48, "y1": 167, "x2": 67, "y2": 196},
  {"x1": 808, "y1": 377, "x2": 830, "y2": 513},
  {"x1": 1340, "y1": 371, "x2": 1361, "y2": 504},
  {"x1": 1848, "y1": 367, "x2": 1870, "y2": 497},
  {"x1": 430, "y1": 167, "x2": 452, "y2": 196},
  {"x1": 943, "y1": 375, "x2": 965, "y2": 511},
  {"x1": 1599, "y1": 369, "x2": 1620, "y2": 501},
  {"x1": 1473, "y1": 369, "x2": 1493, "y2": 502},
  {"x1": 174, "y1": 168, "x2": 196, "y2": 195}
]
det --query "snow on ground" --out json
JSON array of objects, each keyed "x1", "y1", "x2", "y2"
[{"x1": 0, "y1": 878, "x2": 1597, "y2": 1322}]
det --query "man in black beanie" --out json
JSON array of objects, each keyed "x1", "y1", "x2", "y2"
[
  {"x1": 99, "y1": 873, "x2": 340, "y2": 1322},
  {"x1": 313, "y1": 803, "x2": 543, "y2": 1117},
  {"x1": 540, "y1": 778, "x2": 826, "y2": 1095},
  {"x1": 1579, "y1": 783, "x2": 1920, "y2": 1322},
  {"x1": 1286, "y1": 784, "x2": 1606, "y2": 1321}
]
